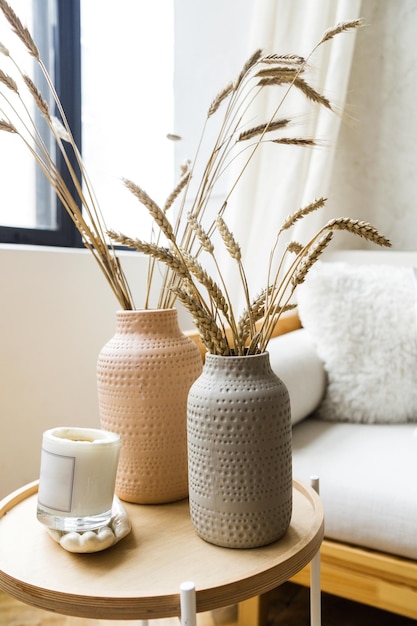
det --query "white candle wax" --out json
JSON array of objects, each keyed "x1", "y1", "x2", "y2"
[{"x1": 37, "y1": 427, "x2": 120, "y2": 532}]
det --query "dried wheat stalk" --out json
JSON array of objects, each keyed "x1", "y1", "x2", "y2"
[
  {"x1": 0, "y1": 0, "x2": 134, "y2": 309},
  {"x1": 187, "y1": 213, "x2": 214, "y2": 254},
  {"x1": 291, "y1": 232, "x2": 334, "y2": 287},
  {"x1": 171, "y1": 286, "x2": 230, "y2": 355},
  {"x1": 182, "y1": 252, "x2": 229, "y2": 317},
  {"x1": 106, "y1": 17, "x2": 391, "y2": 354},
  {"x1": 164, "y1": 171, "x2": 191, "y2": 212},
  {"x1": 280, "y1": 197, "x2": 327, "y2": 232},
  {"x1": 320, "y1": 19, "x2": 363, "y2": 45},
  {"x1": 216, "y1": 216, "x2": 241, "y2": 261},
  {"x1": 123, "y1": 178, "x2": 174, "y2": 241},
  {"x1": 272, "y1": 137, "x2": 316, "y2": 147},
  {"x1": 325, "y1": 217, "x2": 391, "y2": 246},
  {"x1": 0, "y1": 119, "x2": 15, "y2": 132},
  {"x1": 0, "y1": 0, "x2": 39, "y2": 59},
  {"x1": 0, "y1": 69, "x2": 17, "y2": 92},
  {"x1": 286, "y1": 241, "x2": 304, "y2": 255},
  {"x1": 238, "y1": 118, "x2": 290, "y2": 142},
  {"x1": 1, "y1": 5, "x2": 386, "y2": 352},
  {"x1": 208, "y1": 81, "x2": 234, "y2": 117}
]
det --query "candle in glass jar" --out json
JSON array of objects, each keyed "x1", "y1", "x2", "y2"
[{"x1": 37, "y1": 427, "x2": 120, "y2": 532}]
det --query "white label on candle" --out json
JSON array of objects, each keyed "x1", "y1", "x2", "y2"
[{"x1": 38, "y1": 449, "x2": 75, "y2": 512}]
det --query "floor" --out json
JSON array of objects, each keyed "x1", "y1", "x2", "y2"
[
  {"x1": 2, "y1": 582, "x2": 417, "y2": 626},
  {"x1": 266, "y1": 583, "x2": 417, "y2": 625}
]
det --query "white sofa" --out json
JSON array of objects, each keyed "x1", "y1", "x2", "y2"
[
  {"x1": 188, "y1": 248, "x2": 417, "y2": 624},
  {"x1": 262, "y1": 249, "x2": 417, "y2": 623}
]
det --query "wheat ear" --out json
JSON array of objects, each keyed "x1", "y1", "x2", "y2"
[
  {"x1": 320, "y1": 19, "x2": 363, "y2": 45},
  {"x1": 208, "y1": 81, "x2": 234, "y2": 117},
  {"x1": 286, "y1": 241, "x2": 304, "y2": 254},
  {"x1": 123, "y1": 178, "x2": 174, "y2": 241},
  {"x1": 23, "y1": 75, "x2": 50, "y2": 119},
  {"x1": 236, "y1": 287, "x2": 273, "y2": 348},
  {"x1": 164, "y1": 171, "x2": 191, "y2": 212},
  {"x1": 234, "y1": 48, "x2": 263, "y2": 88},
  {"x1": 325, "y1": 218, "x2": 391, "y2": 246},
  {"x1": 107, "y1": 231, "x2": 190, "y2": 279},
  {"x1": 182, "y1": 252, "x2": 229, "y2": 317},
  {"x1": 187, "y1": 213, "x2": 214, "y2": 254},
  {"x1": 171, "y1": 286, "x2": 230, "y2": 355},
  {"x1": 0, "y1": 0, "x2": 39, "y2": 59},
  {"x1": 272, "y1": 138, "x2": 316, "y2": 147},
  {"x1": 216, "y1": 216, "x2": 241, "y2": 261},
  {"x1": 0, "y1": 68, "x2": 17, "y2": 92},
  {"x1": 280, "y1": 197, "x2": 327, "y2": 232},
  {"x1": 0, "y1": 119, "x2": 15, "y2": 132},
  {"x1": 261, "y1": 54, "x2": 306, "y2": 65},
  {"x1": 294, "y1": 77, "x2": 332, "y2": 109},
  {"x1": 238, "y1": 118, "x2": 290, "y2": 142},
  {"x1": 291, "y1": 231, "x2": 334, "y2": 287}
]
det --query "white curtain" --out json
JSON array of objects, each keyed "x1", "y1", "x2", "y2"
[{"x1": 225, "y1": 0, "x2": 363, "y2": 309}]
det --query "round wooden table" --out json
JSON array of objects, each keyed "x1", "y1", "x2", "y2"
[{"x1": 0, "y1": 479, "x2": 323, "y2": 621}]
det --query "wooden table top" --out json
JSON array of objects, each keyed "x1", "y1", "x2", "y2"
[{"x1": 0, "y1": 479, "x2": 323, "y2": 621}]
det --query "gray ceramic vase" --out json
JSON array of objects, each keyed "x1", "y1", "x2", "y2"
[{"x1": 187, "y1": 351, "x2": 292, "y2": 548}]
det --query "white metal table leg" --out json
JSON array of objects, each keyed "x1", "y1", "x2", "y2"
[
  {"x1": 310, "y1": 475, "x2": 321, "y2": 626},
  {"x1": 180, "y1": 581, "x2": 197, "y2": 626},
  {"x1": 138, "y1": 582, "x2": 196, "y2": 626}
]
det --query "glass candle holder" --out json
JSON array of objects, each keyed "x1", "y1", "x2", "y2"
[{"x1": 37, "y1": 427, "x2": 120, "y2": 532}]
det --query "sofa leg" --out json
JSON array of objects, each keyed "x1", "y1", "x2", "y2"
[
  {"x1": 310, "y1": 475, "x2": 321, "y2": 626},
  {"x1": 237, "y1": 595, "x2": 268, "y2": 626}
]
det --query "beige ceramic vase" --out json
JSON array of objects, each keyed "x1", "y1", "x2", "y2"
[
  {"x1": 97, "y1": 308, "x2": 202, "y2": 504},
  {"x1": 187, "y1": 351, "x2": 292, "y2": 548}
]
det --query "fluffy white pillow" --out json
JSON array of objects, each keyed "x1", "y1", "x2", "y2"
[{"x1": 297, "y1": 262, "x2": 417, "y2": 423}]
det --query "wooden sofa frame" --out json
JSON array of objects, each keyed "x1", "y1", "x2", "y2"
[{"x1": 186, "y1": 312, "x2": 417, "y2": 625}]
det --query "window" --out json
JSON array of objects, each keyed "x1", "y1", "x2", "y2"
[
  {"x1": 0, "y1": 0, "x2": 175, "y2": 246},
  {"x1": 0, "y1": 0, "x2": 82, "y2": 246},
  {"x1": 79, "y1": 0, "x2": 174, "y2": 239},
  {"x1": 1, "y1": 2, "x2": 258, "y2": 249}
]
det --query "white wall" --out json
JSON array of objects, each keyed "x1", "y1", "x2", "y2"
[
  {"x1": 173, "y1": 0, "x2": 254, "y2": 172},
  {"x1": 0, "y1": 246, "x2": 191, "y2": 498}
]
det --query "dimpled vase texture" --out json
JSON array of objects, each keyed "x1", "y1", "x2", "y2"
[
  {"x1": 97, "y1": 309, "x2": 202, "y2": 504},
  {"x1": 187, "y1": 351, "x2": 292, "y2": 548}
]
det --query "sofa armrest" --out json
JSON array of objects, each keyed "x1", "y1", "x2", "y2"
[{"x1": 268, "y1": 328, "x2": 326, "y2": 425}]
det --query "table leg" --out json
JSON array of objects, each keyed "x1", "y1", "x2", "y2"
[
  {"x1": 310, "y1": 476, "x2": 321, "y2": 626},
  {"x1": 180, "y1": 581, "x2": 196, "y2": 626}
]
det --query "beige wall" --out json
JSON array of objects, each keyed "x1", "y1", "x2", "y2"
[{"x1": 0, "y1": 246, "x2": 190, "y2": 497}]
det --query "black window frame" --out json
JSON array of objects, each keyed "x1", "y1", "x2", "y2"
[{"x1": 0, "y1": 0, "x2": 82, "y2": 247}]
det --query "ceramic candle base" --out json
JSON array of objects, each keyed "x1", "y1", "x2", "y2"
[{"x1": 37, "y1": 427, "x2": 120, "y2": 532}]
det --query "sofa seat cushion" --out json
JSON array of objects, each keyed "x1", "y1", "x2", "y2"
[{"x1": 292, "y1": 417, "x2": 417, "y2": 560}]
